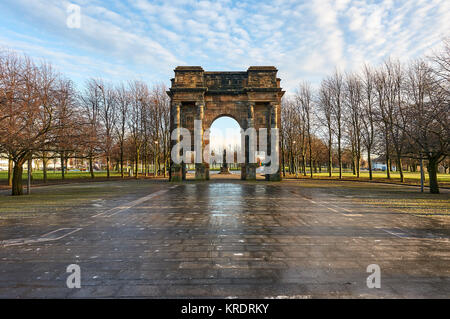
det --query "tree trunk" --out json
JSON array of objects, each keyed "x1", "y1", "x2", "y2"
[
  {"x1": 428, "y1": 158, "x2": 440, "y2": 194},
  {"x1": 29, "y1": 158, "x2": 33, "y2": 183},
  {"x1": 120, "y1": 150, "x2": 124, "y2": 178},
  {"x1": 42, "y1": 153, "x2": 48, "y2": 183},
  {"x1": 164, "y1": 158, "x2": 168, "y2": 178},
  {"x1": 352, "y1": 157, "x2": 356, "y2": 175},
  {"x1": 60, "y1": 152, "x2": 65, "y2": 180},
  {"x1": 8, "y1": 157, "x2": 13, "y2": 186},
  {"x1": 397, "y1": 156, "x2": 404, "y2": 183},
  {"x1": 356, "y1": 153, "x2": 361, "y2": 178},
  {"x1": 89, "y1": 156, "x2": 95, "y2": 179},
  {"x1": 144, "y1": 154, "x2": 148, "y2": 177},
  {"x1": 351, "y1": 142, "x2": 356, "y2": 176},
  {"x1": 156, "y1": 154, "x2": 160, "y2": 177},
  {"x1": 289, "y1": 151, "x2": 295, "y2": 175},
  {"x1": 385, "y1": 132, "x2": 391, "y2": 179},
  {"x1": 368, "y1": 150, "x2": 373, "y2": 180},
  {"x1": 338, "y1": 125, "x2": 342, "y2": 179},
  {"x1": 385, "y1": 157, "x2": 390, "y2": 179},
  {"x1": 302, "y1": 155, "x2": 306, "y2": 176},
  {"x1": 328, "y1": 136, "x2": 332, "y2": 177},
  {"x1": 163, "y1": 142, "x2": 167, "y2": 178},
  {"x1": 309, "y1": 140, "x2": 313, "y2": 179},
  {"x1": 135, "y1": 150, "x2": 139, "y2": 179},
  {"x1": 356, "y1": 136, "x2": 361, "y2": 178},
  {"x1": 106, "y1": 155, "x2": 110, "y2": 178},
  {"x1": 27, "y1": 157, "x2": 32, "y2": 195},
  {"x1": 12, "y1": 160, "x2": 24, "y2": 196}
]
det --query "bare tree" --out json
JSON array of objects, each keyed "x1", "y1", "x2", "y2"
[
  {"x1": 79, "y1": 79, "x2": 102, "y2": 178},
  {"x1": 115, "y1": 83, "x2": 130, "y2": 178},
  {"x1": 0, "y1": 50, "x2": 17, "y2": 187},
  {"x1": 401, "y1": 59, "x2": 449, "y2": 193},
  {"x1": 45, "y1": 77, "x2": 78, "y2": 182},
  {"x1": 297, "y1": 81, "x2": 314, "y2": 178},
  {"x1": 128, "y1": 81, "x2": 148, "y2": 178},
  {"x1": 97, "y1": 80, "x2": 117, "y2": 178},
  {"x1": 151, "y1": 83, "x2": 171, "y2": 176},
  {"x1": 329, "y1": 70, "x2": 344, "y2": 179},
  {"x1": 384, "y1": 60, "x2": 407, "y2": 182},
  {"x1": 281, "y1": 98, "x2": 303, "y2": 176},
  {"x1": 431, "y1": 37, "x2": 450, "y2": 94},
  {"x1": 344, "y1": 73, "x2": 363, "y2": 178},
  {"x1": 0, "y1": 52, "x2": 59, "y2": 195},
  {"x1": 360, "y1": 65, "x2": 377, "y2": 180},
  {"x1": 374, "y1": 67, "x2": 392, "y2": 179},
  {"x1": 318, "y1": 80, "x2": 334, "y2": 177}
]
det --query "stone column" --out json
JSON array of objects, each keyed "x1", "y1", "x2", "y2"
[
  {"x1": 181, "y1": 102, "x2": 187, "y2": 181},
  {"x1": 245, "y1": 102, "x2": 256, "y2": 180},
  {"x1": 266, "y1": 102, "x2": 281, "y2": 181},
  {"x1": 170, "y1": 102, "x2": 183, "y2": 182},
  {"x1": 195, "y1": 101, "x2": 208, "y2": 180}
]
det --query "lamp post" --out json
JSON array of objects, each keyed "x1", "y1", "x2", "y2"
[
  {"x1": 27, "y1": 155, "x2": 32, "y2": 195},
  {"x1": 154, "y1": 140, "x2": 158, "y2": 177},
  {"x1": 293, "y1": 141, "x2": 297, "y2": 178},
  {"x1": 420, "y1": 153, "x2": 425, "y2": 193}
]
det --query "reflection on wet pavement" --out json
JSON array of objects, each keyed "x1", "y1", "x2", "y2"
[{"x1": 0, "y1": 180, "x2": 449, "y2": 298}]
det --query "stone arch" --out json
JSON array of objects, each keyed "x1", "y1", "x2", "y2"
[
  {"x1": 168, "y1": 66, "x2": 284, "y2": 182},
  {"x1": 208, "y1": 115, "x2": 242, "y2": 176},
  {"x1": 206, "y1": 112, "x2": 245, "y2": 131}
]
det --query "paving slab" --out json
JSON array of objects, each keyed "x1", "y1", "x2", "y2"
[{"x1": 0, "y1": 179, "x2": 449, "y2": 298}]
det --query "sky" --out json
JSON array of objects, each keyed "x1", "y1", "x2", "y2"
[
  {"x1": 0, "y1": 0, "x2": 448, "y2": 96},
  {"x1": 210, "y1": 117, "x2": 241, "y2": 153}
]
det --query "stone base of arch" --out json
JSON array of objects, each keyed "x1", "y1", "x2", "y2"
[
  {"x1": 195, "y1": 163, "x2": 209, "y2": 180},
  {"x1": 266, "y1": 170, "x2": 282, "y2": 181},
  {"x1": 170, "y1": 164, "x2": 183, "y2": 182},
  {"x1": 245, "y1": 164, "x2": 257, "y2": 181}
]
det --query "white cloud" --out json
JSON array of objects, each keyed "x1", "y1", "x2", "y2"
[{"x1": 0, "y1": 0, "x2": 447, "y2": 94}]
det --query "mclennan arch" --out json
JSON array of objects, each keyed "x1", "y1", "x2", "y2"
[{"x1": 167, "y1": 66, "x2": 284, "y2": 182}]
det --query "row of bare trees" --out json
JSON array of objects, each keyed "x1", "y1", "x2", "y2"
[
  {"x1": 1, "y1": 39, "x2": 448, "y2": 195},
  {"x1": 0, "y1": 50, "x2": 171, "y2": 196},
  {"x1": 281, "y1": 39, "x2": 449, "y2": 193}
]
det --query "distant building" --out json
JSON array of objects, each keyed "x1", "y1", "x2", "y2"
[
  {"x1": 372, "y1": 156, "x2": 396, "y2": 171},
  {"x1": 0, "y1": 157, "x2": 8, "y2": 171},
  {"x1": 0, "y1": 156, "x2": 69, "y2": 171}
]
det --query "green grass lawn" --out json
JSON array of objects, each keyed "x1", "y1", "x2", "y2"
[
  {"x1": 311, "y1": 170, "x2": 450, "y2": 181},
  {"x1": 1, "y1": 168, "x2": 449, "y2": 188},
  {"x1": 0, "y1": 170, "x2": 123, "y2": 182},
  {"x1": 285, "y1": 169, "x2": 450, "y2": 187},
  {"x1": 0, "y1": 179, "x2": 165, "y2": 214},
  {"x1": 286, "y1": 179, "x2": 450, "y2": 216}
]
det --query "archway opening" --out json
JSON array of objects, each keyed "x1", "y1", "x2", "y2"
[{"x1": 209, "y1": 116, "x2": 241, "y2": 178}]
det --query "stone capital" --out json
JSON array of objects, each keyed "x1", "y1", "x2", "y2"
[
  {"x1": 247, "y1": 102, "x2": 255, "y2": 120},
  {"x1": 195, "y1": 101, "x2": 204, "y2": 108}
]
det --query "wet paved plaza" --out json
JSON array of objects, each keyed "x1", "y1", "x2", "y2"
[{"x1": 0, "y1": 179, "x2": 449, "y2": 298}]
